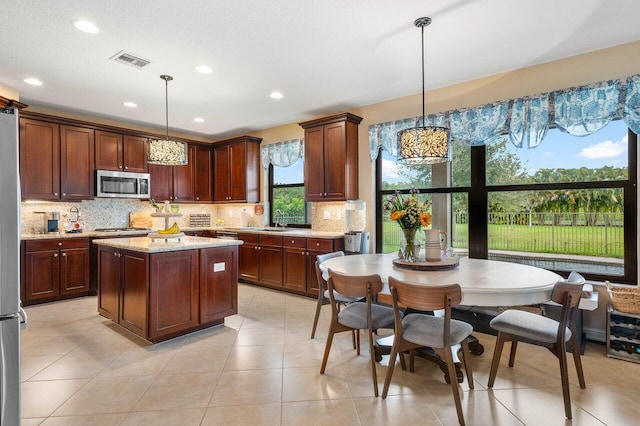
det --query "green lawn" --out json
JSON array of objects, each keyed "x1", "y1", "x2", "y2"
[{"x1": 381, "y1": 221, "x2": 624, "y2": 258}]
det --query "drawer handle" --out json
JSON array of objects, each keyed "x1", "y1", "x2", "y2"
[
  {"x1": 61, "y1": 253, "x2": 66, "y2": 257},
  {"x1": 57, "y1": 242, "x2": 62, "y2": 246},
  {"x1": 53, "y1": 253, "x2": 58, "y2": 257},
  {"x1": 316, "y1": 242, "x2": 320, "y2": 247}
]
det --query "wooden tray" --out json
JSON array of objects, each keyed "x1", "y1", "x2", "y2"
[{"x1": 393, "y1": 255, "x2": 459, "y2": 271}]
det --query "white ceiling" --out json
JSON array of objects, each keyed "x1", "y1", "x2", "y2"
[{"x1": 2, "y1": 0, "x2": 640, "y2": 139}]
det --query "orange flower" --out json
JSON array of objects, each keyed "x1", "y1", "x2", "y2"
[
  {"x1": 390, "y1": 211, "x2": 402, "y2": 221},
  {"x1": 420, "y1": 212, "x2": 431, "y2": 227}
]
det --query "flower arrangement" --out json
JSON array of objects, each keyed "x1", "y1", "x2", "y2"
[
  {"x1": 384, "y1": 189, "x2": 431, "y2": 262},
  {"x1": 384, "y1": 189, "x2": 431, "y2": 230}
]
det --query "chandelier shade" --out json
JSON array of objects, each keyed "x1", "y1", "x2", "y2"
[
  {"x1": 398, "y1": 17, "x2": 450, "y2": 165},
  {"x1": 148, "y1": 75, "x2": 188, "y2": 165}
]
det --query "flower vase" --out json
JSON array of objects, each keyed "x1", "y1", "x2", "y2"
[{"x1": 401, "y1": 228, "x2": 418, "y2": 262}]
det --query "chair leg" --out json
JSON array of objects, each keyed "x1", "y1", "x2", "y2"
[
  {"x1": 508, "y1": 340, "x2": 518, "y2": 367},
  {"x1": 382, "y1": 338, "x2": 400, "y2": 399},
  {"x1": 310, "y1": 295, "x2": 324, "y2": 339},
  {"x1": 409, "y1": 348, "x2": 415, "y2": 372},
  {"x1": 488, "y1": 332, "x2": 507, "y2": 388},
  {"x1": 367, "y1": 329, "x2": 379, "y2": 397},
  {"x1": 356, "y1": 329, "x2": 361, "y2": 356},
  {"x1": 440, "y1": 347, "x2": 466, "y2": 426},
  {"x1": 320, "y1": 329, "x2": 335, "y2": 374},
  {"x1": 399, "y1": 350, "x2": 407, "y2": 371},
  {"x1": 558, "y1": 344, "x2": 573, "y2": 419},
  {"x1": 351, "y1": 329, "x2": 356, "y2": 349},
  {"x1": 570, "y1": 335, "x2": 586, "y2": 389},
  {"x1": 460, "y1": 339, "x2": 474, "y2": 390}
]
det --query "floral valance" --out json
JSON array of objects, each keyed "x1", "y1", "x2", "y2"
[
  {"x1": 261, "y1": 138, "x2": 304, "y2": 169},
  {"x1": 369, "y1": 74, "x2": 640, "y2": 161}
]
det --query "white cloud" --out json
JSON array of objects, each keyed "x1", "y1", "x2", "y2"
[
  {"x1": 382, "y1": 158, "x2": 400, "y2": 179},
  {"x1": 543, "y1": 151, "x2": 553, "y2": 157},
  {"x1": 577, "y1": 138, "x2": 627, "y2": 159}
]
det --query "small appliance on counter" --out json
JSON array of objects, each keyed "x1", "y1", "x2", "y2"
[
  {"x1": 344, "y1": 199, "x2": 370, "y2": 254},
  {"x1": 34, "y1": 211, "x2": 60, "y2": 234}
]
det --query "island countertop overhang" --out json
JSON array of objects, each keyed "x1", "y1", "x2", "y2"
[{"x1": 92, "y1": 236, "x2": 243, "y2": 253}]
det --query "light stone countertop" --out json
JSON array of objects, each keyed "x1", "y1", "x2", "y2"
[
  {"x1": 92, "y1": 236, "x2": 243, "y2": 253},
  {"x1": 220, "y1": 227, "x2": 345, "y2": 239}
]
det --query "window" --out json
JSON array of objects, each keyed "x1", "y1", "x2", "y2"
[
  {"x1": 269, "y1": 159, "x2": 310, "y2": 227},
  {"x1": 377, "y1": 120, "x2": 637, "y2": 284}
]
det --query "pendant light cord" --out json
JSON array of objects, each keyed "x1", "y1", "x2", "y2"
[
  {"x1": 421, "y1": 23, "x2": 426, "y2": 126},
  {"x1": 165, "y1": 78, "x2": 169, "y2": 140}
]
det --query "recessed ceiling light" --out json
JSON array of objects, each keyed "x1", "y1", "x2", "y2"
[
  {"x1": 123, "y1": 102, "x2": 137, "y2": 108},
  {"x1": 270, "y1": 92, "x2": 283, "y2": 99},
  {"x1": 73, "y1": 20, "x2": 99, "y2": 34},
  {"x1": 193, "y1": 117, "x2": 205, "y2": 123},
  {"x1": 195, "y1": 65, "x2": 212, "y2": 73},
  {"x1": 24, "y1": 78, "x2": 43, "y2": 86}
]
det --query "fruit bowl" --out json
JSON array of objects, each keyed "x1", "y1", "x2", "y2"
[{"x1": 148, "y1": 232, "x2": 185, "y2": 242}]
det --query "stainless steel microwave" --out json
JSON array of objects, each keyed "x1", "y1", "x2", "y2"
[{"x1": 96, "y1": 170, "x2": 150, "y2": 199}]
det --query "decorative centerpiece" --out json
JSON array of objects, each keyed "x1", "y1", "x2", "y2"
[{"x1": 384, "y1": 188, "x2": 431, "y2": 262}]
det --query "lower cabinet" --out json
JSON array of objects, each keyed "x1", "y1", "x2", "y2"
[
  {"x1": 22, "y1": 238, "x2": 90, "y2": 304},
  {"x1": 97, "y1": 245, "x2": 238, "y2": 342},
  {"x1": 238, "y1": 233, "x2": 343, "y2": 297}
]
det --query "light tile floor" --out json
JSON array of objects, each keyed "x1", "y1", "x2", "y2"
[{"x1": 21, "y1": 284, "x2": 640, "y2": 425}]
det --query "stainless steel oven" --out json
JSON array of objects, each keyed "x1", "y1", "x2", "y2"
[{"x1": 96, "y1": 169, "x2": 150, "y2": 199}]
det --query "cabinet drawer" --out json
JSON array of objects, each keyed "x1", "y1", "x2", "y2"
[
  {"x1": 283, "y1": 236, "x2": 306, "y2": 249},
  {"x1": 307, "y1": 238, "x2": 334, "y2": 251},
  {"x1": 237, "y1": 233, "x2": 258, "y2": 244},
  {"x1": 25, "y1": 238, "x2": 89, "y2": 252},
  {"x1": 259, "y1": 234, "x2": 283, "y2": 247}
]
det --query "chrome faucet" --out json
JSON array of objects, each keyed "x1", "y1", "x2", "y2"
[{"x1": 276, "y1": 209, "x2": 287, "y2": 228}]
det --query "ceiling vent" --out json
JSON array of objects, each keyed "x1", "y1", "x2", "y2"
[{"x1": 110, "y1": 51, "x2": 151, "y2": 69}]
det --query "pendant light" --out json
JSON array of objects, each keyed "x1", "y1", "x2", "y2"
[
  {"x1": 397, "y1": 17, "x2": 450, "y2": 165},
  {"x1": 148, "y1": 75, "x2": 188, "y2": 165}
]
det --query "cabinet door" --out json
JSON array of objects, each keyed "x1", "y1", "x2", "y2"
[
  {"x1": 59, "y1": 247, "x2": 90, "y2": 295},
  {"x1": 194, "y1": 145, "x2": 213, "y2": 202},
  {"x1": 149, "y1": 250, "x2": 199, "y2": 339},
  {"x1": 120, "y1": 250, "x2": 149, "y2": 337},
  {"x1": 200, "y1": 247, "x2": 238, "y2": 323},
  {"x1": 97, "y1": 246, "x2": 120, "y2": 320},
  {"x1": 95, "y1": 130, "x2": 123, "y2": 171},
  {"x1": 213, "y1": 145, "x2": 230, "y2": 202},
  {"x1": 304, "y1": 125, "x2": 326, "y2": 201},
  {"x1": 283, "y1": 248, "x2": 307, "y2": 292},
  {"x1": 238, "y1": 234, "x2": 259, "y2": 282},
  {"x1": 228, "y1": 143, "x2": 247, "y2": 202},
  {"x1": 60, "y1": 125, "x2": 95, "y2": 200},
  {"x1": 259, "y1": 244, "x2": 283, "y2": 287},
  {"x1": 323, "y1": 121, "x2": 347, "y2": 200},
  {"x1": 19, "y1": 118, "x2": 60, "y2": 200},
  {"x1": 23, "y1": 250, "x2": 60, "y2": 301},
  {"x1": 149, "y1": 162, "x2": 174, "y2": 201},
  {"x1": 307, "y1": 250, "x2": 321, "y2": 295},
  {"x1": 123, "y1": 135, "x2": 148, "y2": 172},
  {"x1": 172, "y1": 145, "x2": 196, "y2": 202}
]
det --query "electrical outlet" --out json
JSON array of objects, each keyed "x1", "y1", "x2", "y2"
[{"x1": 323, "y1": 210, "x2": 331, "y2": 220}]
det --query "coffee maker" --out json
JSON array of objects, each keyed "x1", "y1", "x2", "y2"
[
  {"x1": 344, "y1": 200, "x2": 370, "y2": 254},
  {"x1": 35, "y1": 211, "x2": 60, "y2": 234}
]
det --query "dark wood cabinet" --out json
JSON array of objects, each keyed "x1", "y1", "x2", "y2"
[
  {"x1": 194, "y1": 145, "x2": 213, "y2": 202},
  {"x1": 148, "y1": 250, "x2": 199, "y2": 339},
  {"x1": 299, "y1": 113, "x2": 362, "y2": 201},
  {"x1": 150, "y1": 144, "x2": 196, "y2": 202},
  {"x1": 200, "y1": 247, "x2": 238, "y2": 323},
  {"x1": 283, "y1": 237, "x2": 308, "y2": 293},
  {"x1": 95, "y1": 131, "x2": 148, "y2": 173},
  {"x1": 238, "y1": 233, "x2": 260, "y2": 282},
  {"x1": 213, "y1": 136, "x2": 261, "y2": 203},
  {"x1": 306, "y1": 238, "x2": 342, "y2": 295},
  {"x1": 237, "y1": 233, "x2": 283, "y2": 288},
  {"x1": 22, "y1": 238, "x2": 90, "y2": 304},
  {"x1": 60, "y1": 125, "x2": 95, "y2": 200},
  {"x1": 19, "y1": 118, "x2": 60, "y2": 200}
]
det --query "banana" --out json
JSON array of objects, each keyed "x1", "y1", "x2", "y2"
[{"x1": 158, "y1": 222, "x2": 180, "y2": 234}]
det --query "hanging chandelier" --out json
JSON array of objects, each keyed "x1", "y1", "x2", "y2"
[
  {"x1": 148, "y1": 75, "x2": 188, "y2": 165},
  {"x1": 397, "y1": 17, "x2": 450, "y2": 165}
]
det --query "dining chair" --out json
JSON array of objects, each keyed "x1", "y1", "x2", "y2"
[
  {"x1": 487, "y1": 277, "x2": 586, "y2": 420},
  {"x1": 381, "y1": 276, "x2": 474, "y2": 426},
  {"x1": 320, "y1": 269, "x2": 395, "y2": 397},
  {"x1": 310, "y1": 251, "x2": 360, "y2": 345}
]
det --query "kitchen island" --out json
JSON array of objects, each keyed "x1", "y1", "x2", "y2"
[{"x1": 94, "y1": 236, "x2": 242, "y2": 343}]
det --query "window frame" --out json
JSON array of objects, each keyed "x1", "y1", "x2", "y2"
[
  {"x1": 376, "y1": 129, "x2": 637, "y2": 284},
  {"x1": 268, "y1": 163, "x2": 311, "y2": 229}
]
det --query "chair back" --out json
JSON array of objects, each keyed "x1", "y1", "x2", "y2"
[
  {"x1": 389, "y1": 276, "x2": 462, "y2": 311},
  {"x1": 315, "y1": 251, "x2": 345, "y2": 295},
  {"x1": 550, "y1": 280, "x2": 585, "y2": 344},
  {"x1": 327, "y1": 269, "x2": 383, "y2": 299}
]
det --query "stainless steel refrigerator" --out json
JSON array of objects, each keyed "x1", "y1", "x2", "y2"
[{"x1": 0, "y1": 105, "x2": 26, "y2": 425}]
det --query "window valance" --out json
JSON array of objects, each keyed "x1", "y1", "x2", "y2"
[
  {"x1": 261, "y1": 138, "x2": 304, "y2": 169},
  {"x1": 369, "y1": 74, "x2": 640, "y2": 162}
]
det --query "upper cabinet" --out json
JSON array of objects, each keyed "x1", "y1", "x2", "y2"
[
  {"x1": 19, "y1": 118, "x2": 94, "y2": 201},
  {"x1": 149, "y1": 144, "x2": 196, "y2": 202},
  {"x1": 299, "y1": 112, "x2": 362, "y2": 201},
  {"x1": 95, "y1": 131, "x2": 148, "y2": 173},
  {"x1": 194, "y1": 145, "x2": 213, "y2": 202},
  {"x1": 213, "y1": 136, "x2": 261, "y2": 203}
]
